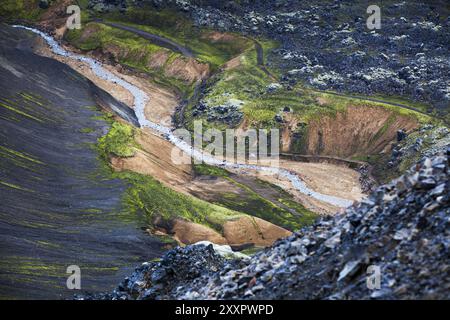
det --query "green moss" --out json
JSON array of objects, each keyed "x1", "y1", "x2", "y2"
[
  {"x1": 186, "y1": 31, "x2": 435, "y2": 135},
  {"x1": 65, "y1": 22, "x2": 196, "y2": 97},
  {"x1": 370, "y1": 93, "x2": 433, "y2": 114},
  {"x1": 95, "y1": 119, "x2": 313, "y2": 234},
  {"x1": 0, "y1": 0, "x2": 43, "y2": 21},
  {"x1": 193, "y1": 163, "x2": 230, "y2": 177},
  {"x1": 0, "y1": 99, "x2": 43, "y2": 122},
  {"x1": 313, "y1": 90, "x2": 434, "y2": 124},
  {"x1": 184, "y1": 42, "x2": 365, "y2": 130},
  {"x1": 97, "y1": 122, "x2": 136, "y2": 158},
  {"x1": 239, "y1": 246, "x2": 264, "y2": 256},
  {"x1": 0, "y1": 180, "x2": 34, "y2": 193},
  {"x1": 94, "y1": 120, "x2": 245, "y2": 233},
  {"x1": 372, "y1": 113, "x2": 397, "y2": 142},
  {"x1": 0, "y1": 145, "x2": 44, "y2": 165}
]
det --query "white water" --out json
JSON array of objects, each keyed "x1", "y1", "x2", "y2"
[{"x1": 14, "y1": 25, "x2": 353, "y2": 208}]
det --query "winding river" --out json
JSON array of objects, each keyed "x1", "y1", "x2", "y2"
[{"x1": 13, "y1": 25, "x2": 353, "y2": 208}]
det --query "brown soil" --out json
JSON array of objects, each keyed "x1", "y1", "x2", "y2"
[
  {"x1": 184, "y1": 176, "x2": 243, "y2": 201},
  {"x1": 280, "y1": 161, "x2": 363, "y2": 202},
  {"x1": 223, "y1": 55, "x2": 242, "y2": 70},
  {"x1": 167, "y1": 219, "x2": 228, "y2": 245},
  {"x1": 304, "y1": 105, "x2": 419, "y2": 158},
  {"x1": 147, "y1": 50, "x2": 169, "y2": 69},
  {"x1": 227, "y1": 159, "x2": 363, "y2": 215}
]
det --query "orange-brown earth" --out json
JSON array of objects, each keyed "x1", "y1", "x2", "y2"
[{"x1": 27, "y1": 10, "x2": 375, "y2": 248}]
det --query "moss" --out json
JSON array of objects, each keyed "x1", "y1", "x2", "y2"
[
  {"x1": 240, "y1": 246, "x2": 264, "y2": 256},
  {"x1": 0, "y1": 180, "x2": 34, "y2": 193},
  {"x1": 370, "y1": 93, "x2": 434, "y2": 114},
  {"x1": 193, "y1": 164, "x2": 317, "y2": 231},
  {"x1": 65, "y1": 22, "x2": 196, "y2": 97},
  {"x1": 95, "y1": 119, "x2": 312, "y2": 234},
  {"x1": 277, "y1": 198, "x2": 317, "y2": 226},
  {"x1": 185, "y1": 42, "x2": 374, "y2": 130},
  {"x1": 0, "y1": 0, "x2": 43, "y2": 21},
  {"x1": 372, "y1": 113, "x2": 397, "y2": 142},
  {"x1": 193, "y1": 163, "x2": 230, "y2": 177},
  {"x1": 313, "y1": 90, "x2": 434, "y2": 124},
  {"x1": 186, "y1": 33, "x2": 435, "y2": 135},
  {"x1": 94, "y1": 120, "x2": 245, "y2": 233},
  {"x1": 0, "y1": 145, "x2": 44, "y2": 165},
  {"x1": 116, "y1": 170, "x2": 244, "y2": 233},
  {"x1": 80, "y1": 127, "x2": 95, "y2": 134}
]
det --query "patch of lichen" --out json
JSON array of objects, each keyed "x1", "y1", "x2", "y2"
[{"x1": 64, "y1": 22, "x2": 195, "y2": 96}]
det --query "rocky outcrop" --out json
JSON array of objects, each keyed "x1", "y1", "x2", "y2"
[{"x1": 95, "y1": 147, "x2": 449, "y2": 300}]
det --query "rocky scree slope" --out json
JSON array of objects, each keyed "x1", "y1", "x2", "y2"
[{"x1": 87, "y1": 147, "x2": 450, "y2": 300}]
